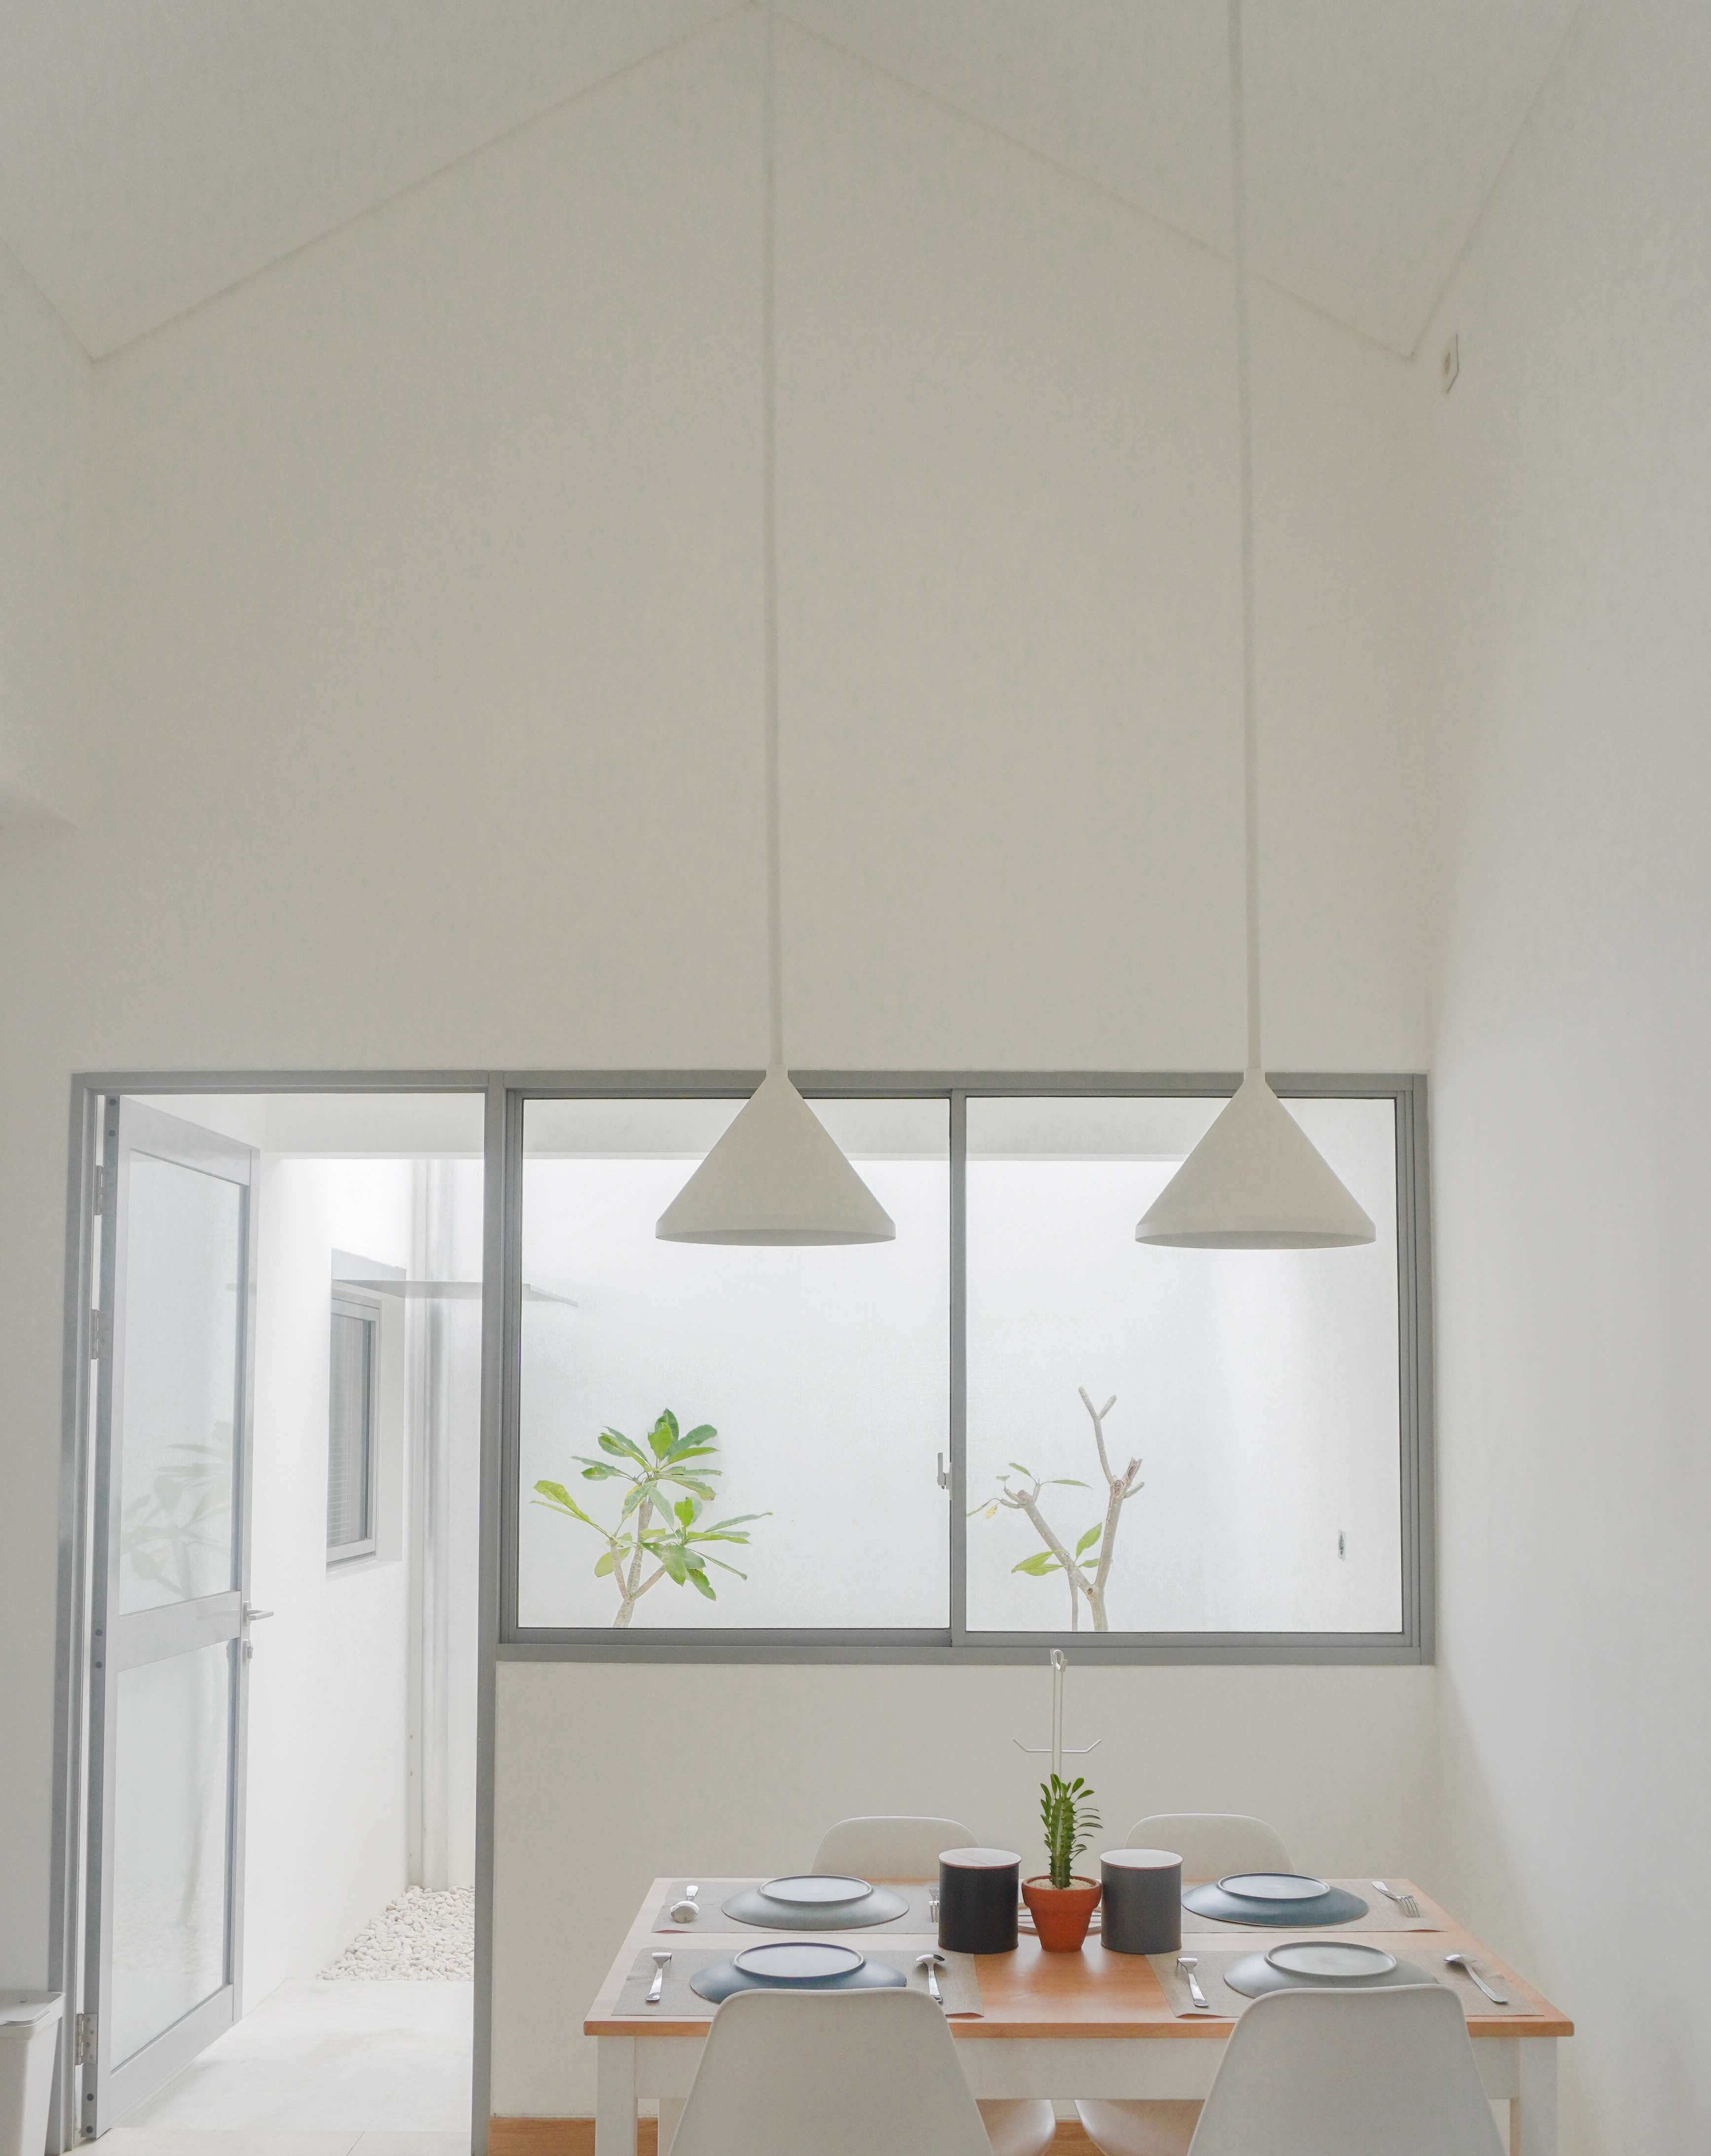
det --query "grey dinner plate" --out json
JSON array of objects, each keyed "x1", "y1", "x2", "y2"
[
  {"x1": 689, "y1": 1941, "x2": 908, "y2": 2003},
  {"x1": 721, "y1": 1878, "x2": 910, "y2": 1930},
  {"x1": 1183, "y1": 1878, "x2": 1369, "y2": 1928},
  {"x1": 1224, "y1": 1945, "x2": 1432, "y2": 1999}
]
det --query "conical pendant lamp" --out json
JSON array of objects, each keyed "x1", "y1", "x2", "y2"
[
  {"x1": 1137, "y1": 0, "x2": 1372, "y2": 1253},
  {"x1": 658, "y1": 0, "x2": 893, "y2": 1248}
]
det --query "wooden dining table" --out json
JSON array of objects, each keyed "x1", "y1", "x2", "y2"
[{"x1": 585, "y1": 1877, "x2": 1570, "y2": 2156}]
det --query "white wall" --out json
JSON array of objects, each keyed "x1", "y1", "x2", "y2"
[
  {"x1": 0, "y1": 237, "x2": 85, "y2": 821},
  {"x1": 243, "y1": 1156, "x2": 416, "y2": 1995},
  {"x1": 1418, "y1": 2, "x2": 1711, "y2": 2150},
  {"x1": 0, "y1": 6, "x2": 1432, "y2": 2115}
]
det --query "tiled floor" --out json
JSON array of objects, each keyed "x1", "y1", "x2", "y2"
[{"x1": 105, "y1": 1979, "x2": 473, "y2": 2146}]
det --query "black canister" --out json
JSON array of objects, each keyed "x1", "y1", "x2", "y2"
[
  {"x1": 938, "y1": 1847, "x2": 1020, "y2": 1954},
  {"x1": 1100, "y1": 1848, "x2": 1183, "y2": 1955}
]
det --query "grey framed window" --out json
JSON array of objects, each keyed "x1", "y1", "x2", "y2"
[
  {"x1": 498, "y1": 1074, "x2": 1432, "y2": 1664},
  {"x1": 327, "y1": 1290, "x2": 381, "y2": 1564}
]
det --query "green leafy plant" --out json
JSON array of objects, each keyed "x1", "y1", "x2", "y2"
[
  {"x1": 532, "y1": 1410, "x2": 766, "y2": 1629},
  {"x1": 1039, "y1": 1773, "x2": 1101, "y2": 1890},
  {"x1": 970, "y1": 1388, "x2": 1143, "y2": 1631}
]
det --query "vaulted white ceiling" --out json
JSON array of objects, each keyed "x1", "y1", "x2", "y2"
[{"x1": 0, "y1": 0, "x2": 1577, "y2": 361}]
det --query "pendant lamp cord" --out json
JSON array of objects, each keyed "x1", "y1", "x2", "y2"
[
  {"x1": 761, "y1": 0, "x2": 786, "y2": 1074},
  {"x1": 1229, "y1": 0, "x2": 1263, "y2": 1078}
]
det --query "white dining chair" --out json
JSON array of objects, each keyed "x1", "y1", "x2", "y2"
[
  {"x1": 809, "y1": 1815, "x2": 1055, "y2": 2156},
  {"x1": 670, "y1": 1988, "x2": 993, "y2": 2156},
  {"x1": 1076, "y1": 1813, "x2": 1295, "y2": 2156},
  {"x1": 1183, "y1": 1985, "x2": 1504, "y2": 2156},
  {"x1": 811, "y1": 1814, "x2": 975, "y2": 1880},
  {"x1": 1128, "y1": 1812, "x2": 1294, "y2": 1883}
]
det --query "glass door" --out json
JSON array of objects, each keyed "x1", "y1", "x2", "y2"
[{"x1": 83, "y1": 1099, "x2": 259, "y2": 2134}]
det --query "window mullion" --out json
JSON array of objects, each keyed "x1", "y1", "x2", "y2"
[{"x1": 949, "y1": 1089, "x2": 968, "y2": 1648}]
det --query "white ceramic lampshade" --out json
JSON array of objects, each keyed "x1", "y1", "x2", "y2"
[
  {"x1": 656, "y1": 1067, "x2": 896, "y2": 1245},
  {"x1": 1134, "y1": 1071, "x2": 1375, "y2": 1249}
]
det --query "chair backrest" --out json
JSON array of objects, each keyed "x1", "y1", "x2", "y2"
[
  {"x1": 672, "y1": 1988, "x2": 994, "y2": 2156},
  {"x1": 1129, "y1": 1812, "x2": 1293, "y2": 1883},
  {"x1": 812, "y1": 1815, "x2": 975, "y2": 1880},
  {"x1": 1186, "y1": 1986, "x2": 1502, "y2": 2156}
]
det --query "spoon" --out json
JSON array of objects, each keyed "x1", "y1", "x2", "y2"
[
  {"x1": 669, "y1": 1883, "x2": 700, "y2": 1923},
  {"x1": 1444, "y1": 1952, "x2": 1509, "y2": 2007},
  {"x1": 646, "y1": 1951, "x2": 673, "y2": 2005},
  {"x1": 1176, "y1": 1953, "x2": 1210, "y2": 2011},
  {"x1": 915, "y1": 1951, "x2": 946, "y2": 2006}
]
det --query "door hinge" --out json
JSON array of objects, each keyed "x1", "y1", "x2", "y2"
[
  {"x1": 75, "y1": 2011, "x2": 96, "y2": 2064},
  {"x1": 92, "y1": 1164, "x2": 108, "y2": 1215},
  {"x1": 89, "y1": 1308, "x2": 109, "y2": 1358}
]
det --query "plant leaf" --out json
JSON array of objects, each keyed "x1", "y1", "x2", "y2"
[
  {"x1": 593, "y1": 1549, "x2": 615, "y2": 1577},
  {"x1": 531, "y1": 1481, "x2": 598, "y2": 1528},
  {"x1": 1074, "y1": 1525, "x2": 1102, "y2": 1556},
  {"x1": 1014, "y1": 1550, "x2": 1061, "y2": 1576},
  {"x1": 597, "y1": 1428, "x2": 649, "y2": 1464},
  {"x1": 687, "y1": 1567, "x2": 717, "y2": 1600}
]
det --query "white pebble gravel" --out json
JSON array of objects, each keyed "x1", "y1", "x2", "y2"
[{"x1": 320, "y1": 1885, "x2": 475, "y2": 1980}]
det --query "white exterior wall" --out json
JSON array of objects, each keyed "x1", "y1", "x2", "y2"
[{"x1": 242, "y1": 1156, "x2": 416, "y2": 1996}]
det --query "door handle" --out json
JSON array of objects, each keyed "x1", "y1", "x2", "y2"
[{"x1": 241, "y1": 1606, "x2": 274, "y2": 1661}]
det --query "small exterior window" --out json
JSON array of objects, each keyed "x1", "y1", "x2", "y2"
[{"x1": 328, "y1": 1292, "x2": 380, "y2": 1563}]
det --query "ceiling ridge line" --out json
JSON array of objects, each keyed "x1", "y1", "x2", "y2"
[
  {"x1": 1401, "y1": 0, "x2": 1591, "y2": 360},
  {"x1": 86, "y1": 0, "x2": 754, "y2": 367},
  {"x1": 776, "y1": 6, "x2": 1410, "y2": 368},
  {"x1": 0, "y1": 222, "x2": 93, "y2": 366}
]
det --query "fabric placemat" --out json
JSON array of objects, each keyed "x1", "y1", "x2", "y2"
[
  {"x1": 1149, "y1": 1949, "x2": 1535, "y2": 2023},
  {"x1": 617, "y1": 1944, "x2": 981, "y2": 2017},
  {"x1": 1182, "y1": 1881, "x2": 1438, "y2": 1935},
  {"x1": 652, "y1": 1880, "x2": 938, "y2": 1934}
]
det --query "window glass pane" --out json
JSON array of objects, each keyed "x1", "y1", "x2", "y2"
[
  {"x1": 328, "y1": 1309, "x2": 374, "y2": 1551},
  {"x1": 517, "y1": 1097, "x2": 949, "y2": 1629},
  {"x1": 117, "y1": 1154, "x2": 242, "y2": 1613},
  {"x1": 965, "y1": 1095, "x2": 1401, "y2": 1634},
  {"x1": 111, "y1": 1640, "x2": 233, "y2": 2063}
]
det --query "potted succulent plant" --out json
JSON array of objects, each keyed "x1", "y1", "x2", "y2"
[{"x1": 1022, "y1": 1773, "x2": 1103, "y2": 1950}]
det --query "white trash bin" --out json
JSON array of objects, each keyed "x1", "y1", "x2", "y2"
[{"x1": 0, "y1": 1995, "x2": 61, "y2": 2156}]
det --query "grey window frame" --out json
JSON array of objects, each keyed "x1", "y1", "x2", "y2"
[
  {"x1": 327, "y1": 1288, "x2": 383, "y2": 1565},
  {"x1": 497, "y1": 1070, "x2": 1434, "y2": 1667}
]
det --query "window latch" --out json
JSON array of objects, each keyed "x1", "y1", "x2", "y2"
[{"x1": 936, "y1": 1452, "x2": 951, "y2": 1492}]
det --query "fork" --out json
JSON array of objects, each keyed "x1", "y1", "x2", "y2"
[
  {"x1": 646, "y1": 1950, "x2": 672, "y2": 2004},
  {"x1": 1176, "y1": 1954, "x2": 1210, "y2": 2012},
  {"x1": 1371, "y1": 1879, "x2": 1421, "y2": 1919}
]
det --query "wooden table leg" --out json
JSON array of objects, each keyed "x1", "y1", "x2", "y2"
[
  {"x1": 658, "y1": 2096, "x2": 686, "y2": 2154},
  {"x1": 1511, "y1": 2040, "x2": 1558, "y2": 2156},
  {"x1": 595, "y1": 2037, "x2": 637, "y2": 2156}
]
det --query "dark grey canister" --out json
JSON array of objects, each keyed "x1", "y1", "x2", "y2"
[
  {"x1": 1100, "y1": 1848, "x2": 1183, "y2": 1955},
  {"x1": 938, "y1": 1847, "x2": 1020, "y2": 1954}
]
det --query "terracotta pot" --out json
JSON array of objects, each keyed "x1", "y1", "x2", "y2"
[{"x1": 1021, "y1": 1874, "x2": 1102, "y2": 1952}]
